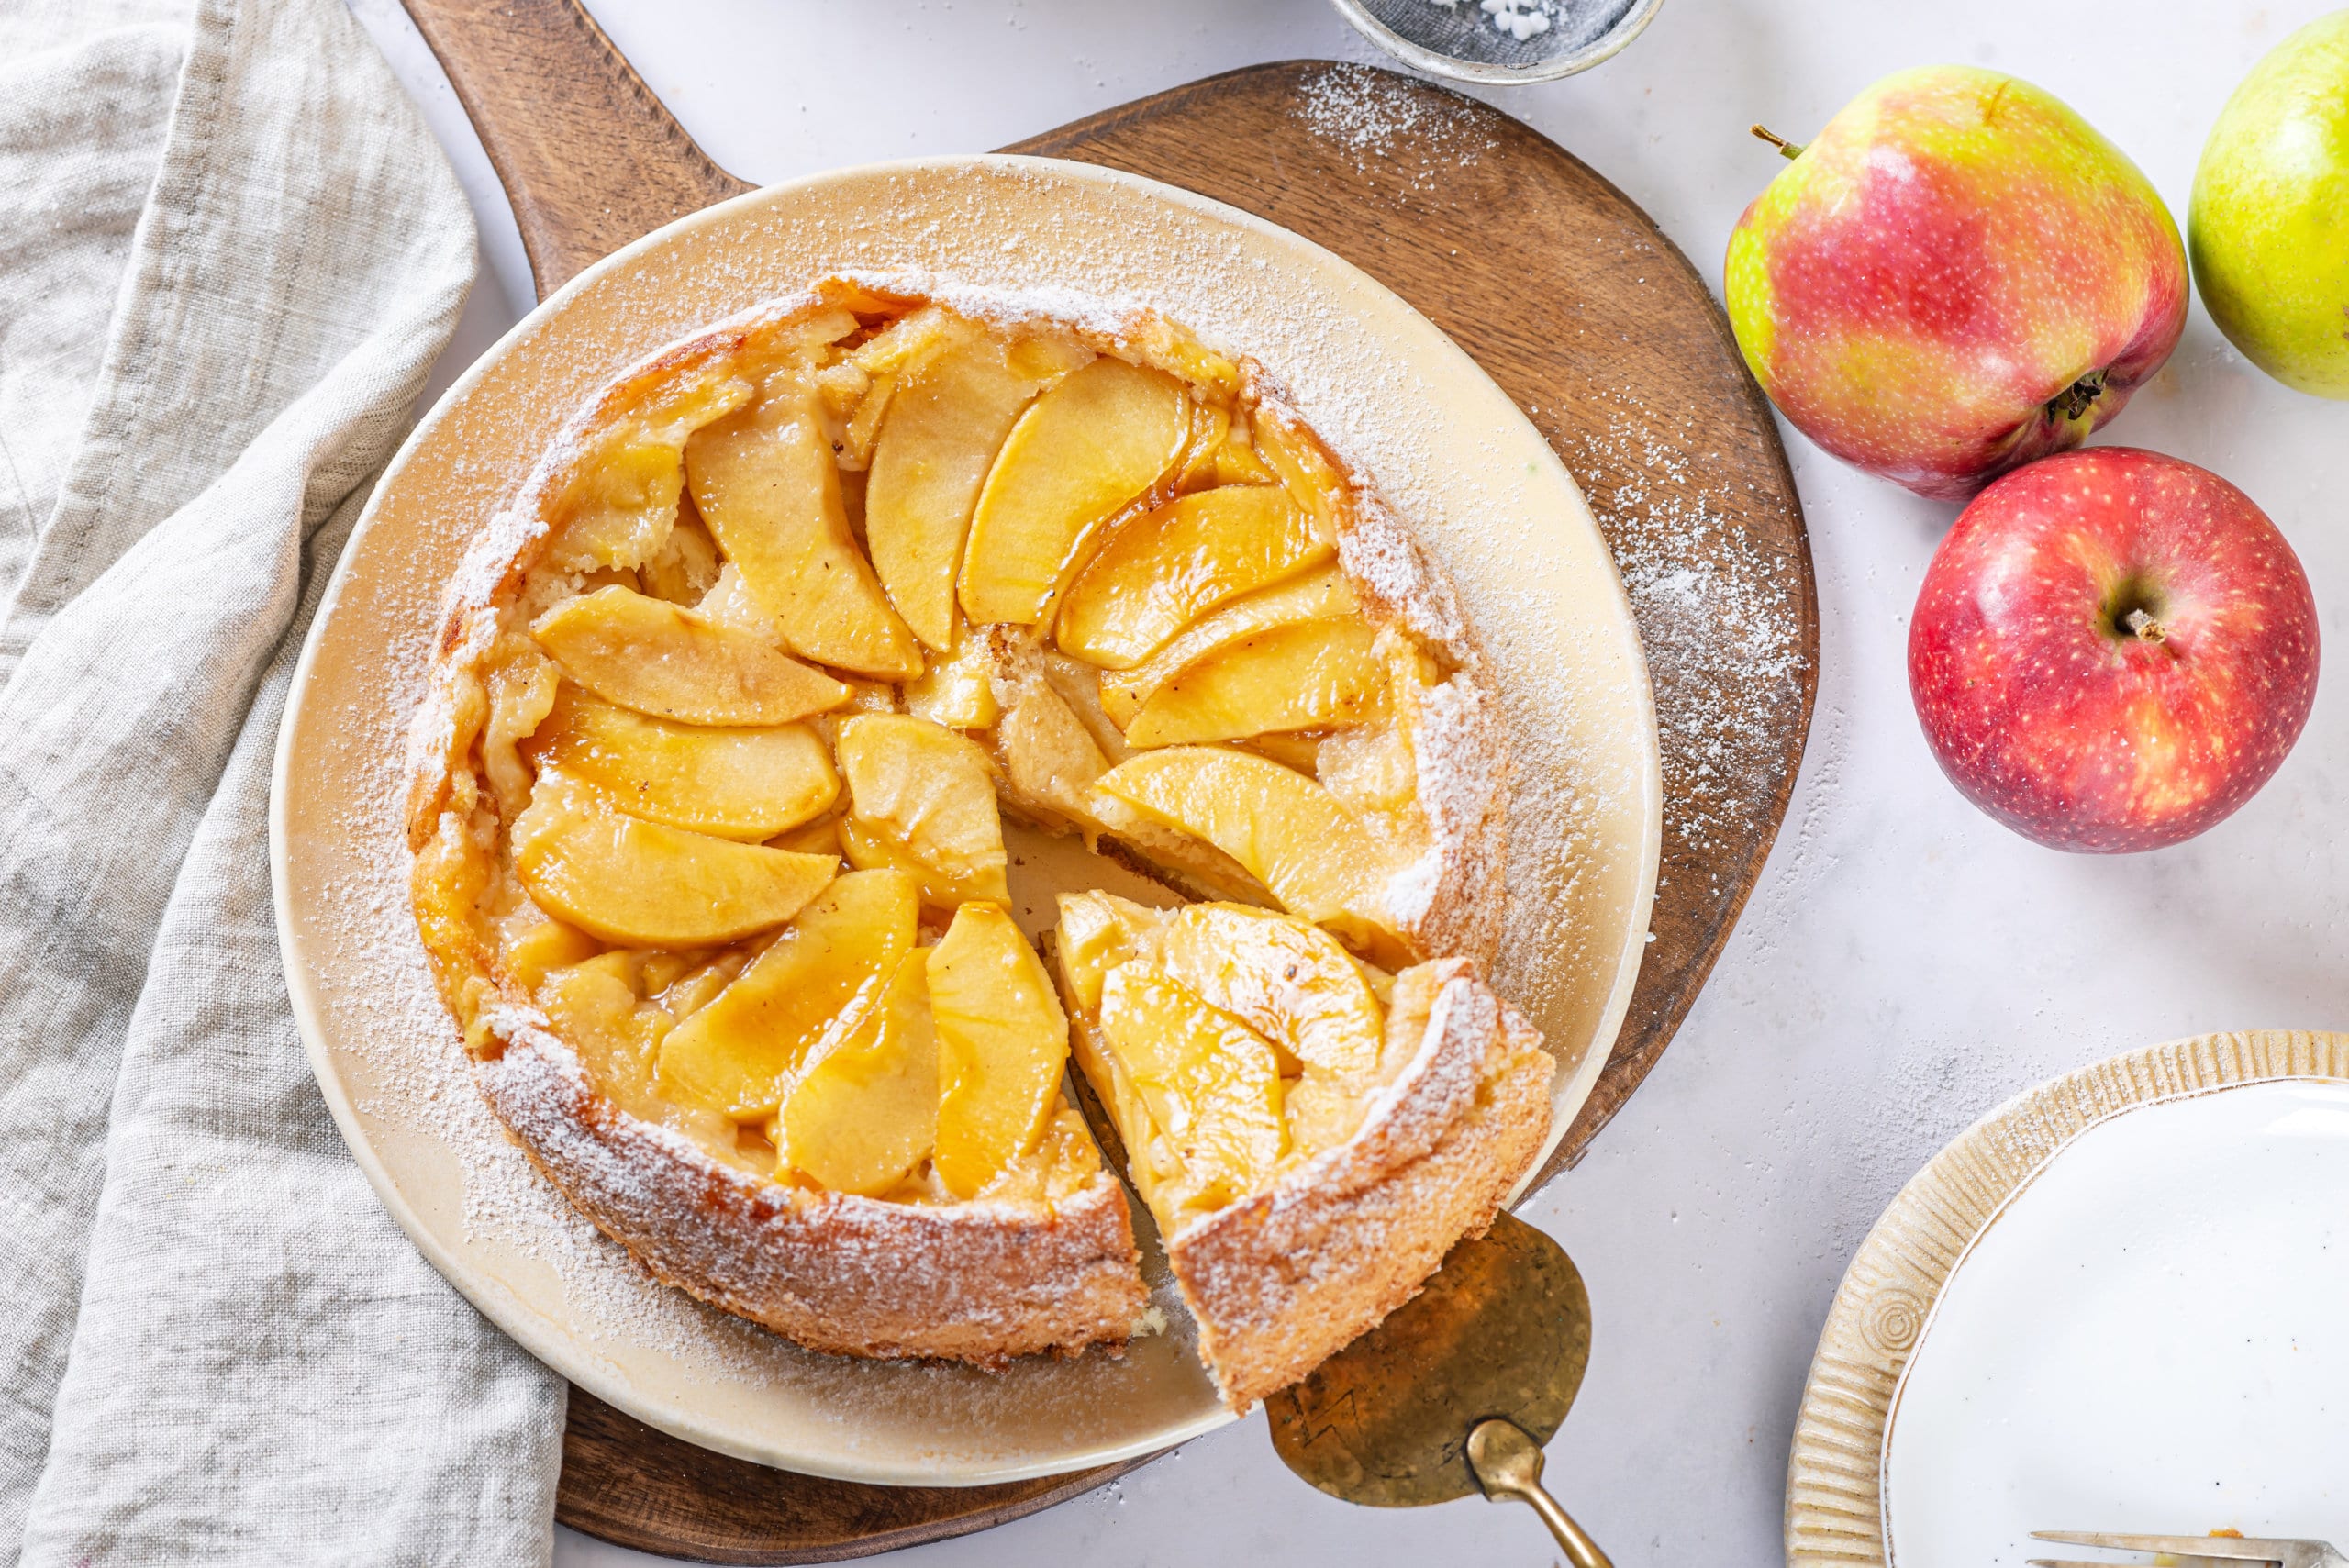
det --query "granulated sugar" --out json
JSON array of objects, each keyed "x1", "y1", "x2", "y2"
[{"x1": 1423, "y1": 0, "x2": 1556, "y2": 41}]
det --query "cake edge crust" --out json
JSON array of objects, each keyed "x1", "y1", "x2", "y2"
[
  {"x1": 1161, "y1": 960, "x2": 1554, "y2": 1411},
  {"x1": 475, "y1": 1006, "x2": 1148, "y2": 1362}
]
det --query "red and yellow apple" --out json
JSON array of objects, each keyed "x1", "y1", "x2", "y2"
[
  {"x1": 1908, "y1": 448, "x2": 2318, "y2": 852},
  {"x1": 1727, "y1": 66, "x2": 2189, "y2": 500}
]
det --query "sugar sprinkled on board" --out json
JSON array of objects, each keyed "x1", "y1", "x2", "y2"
[
  {"x1": 1296, "y1": 64, "x2": 1500, "y2": 194},
  {"x1": 1574, "y1": 398, "x2": 1809, "y2": 871}
]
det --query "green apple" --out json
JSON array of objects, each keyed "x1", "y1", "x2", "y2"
[{"x1": 2189, "y1": 12, "x2": 2349, "y2": 399}]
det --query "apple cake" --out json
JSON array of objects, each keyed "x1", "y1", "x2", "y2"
[{"x1": 405, "y1": 275, "x2": 1550, "y2": 1403}]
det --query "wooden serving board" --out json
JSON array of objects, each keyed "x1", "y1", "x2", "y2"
[{"x1": 399, "y1": 3, "x2": 1818, "y2": 1561}]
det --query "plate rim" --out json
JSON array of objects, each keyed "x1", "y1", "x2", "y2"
[
  {"x1": 271, "y1": 150, "x2": 1663, "y2": 1485},
  {"x1": 1780, "y1": 1031, "x2": 2349, "y2": 1565}
]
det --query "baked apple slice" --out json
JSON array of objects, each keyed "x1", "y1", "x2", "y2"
[
  {"x1": 685, "y1": 374, "x2": 922, "y2": 678},
  {"x1": 1092, "y1": 748, "x2": 1398, "y2": 952},
  {"x1": 511, "y1": 773, "x2": 838, "y2": 949},
  {"x1": 866, "y1": 329, "x2": 1091, "y2": 651},
  {"x1": 524, "y1": 684, "x2": 839, "y2": 840},
  {"x1": 656, "y1": 868, "x2": 918, "y2": 1118},
  {"x1": 927, "y1": 902, "x2": 1069, "y2": 1197},
  {"x1": 1153, "y1": 903, "x2": 1382, "y2": 1074},
  {"x1": 778, "y1": 948, "x2": 938, "y2": 1196},
  {"x1": 835, "y1": 713, "x2": 1009, "y2": 908},
  {"x1": 958, "y1": 355, "x2": 1190, "y2": 626},
  {"x1": 1097, "y1": 564, "x2": 1357, "y2": 728},
  {"x1": 1123, "y1": 618, "x2": 1389, "y2": 749},
  {"x1": 529, "y1": 584, "x2": 848, "y2": 726},
  {"x1": 899, "y1": 617, "x2": 1000, "y2": 730},
  {"x1": 544, "y1": 373, "x2": 754, "y2": 573},
  {"x1": 1055, "y1": 484, "x2": 1330, "y2": 669},
  {"x1": 1097, "y1": 962, "x2": 1286, "y2": 1214}
]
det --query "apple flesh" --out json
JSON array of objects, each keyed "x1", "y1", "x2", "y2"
[
  {"x1": 2189, "y1": 11, "x2": 2349, "y2": 400},
  {"x1": 1726, "y1": 66, "x2": 2188, "y2": 500},
  {"x1": 1908, "y1": 448, "x2": 2317, "y2": 851}
]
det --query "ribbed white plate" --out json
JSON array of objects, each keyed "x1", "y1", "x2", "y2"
[{"x1": 1884, "y1": 1077, "x2": 2349, "y2": 1563}]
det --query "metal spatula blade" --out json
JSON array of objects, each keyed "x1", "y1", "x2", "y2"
[{"x1": 1264, "y1": 1213, "x2": 1611, "y2": 1563}]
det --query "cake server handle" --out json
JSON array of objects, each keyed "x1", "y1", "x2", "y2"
[{"x1": 1466, "y1": 1418, "x2": 1613, "y2": 1568}]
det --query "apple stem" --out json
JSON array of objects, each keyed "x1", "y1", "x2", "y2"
[
  {"x1": 2125, "y1": 608, "x2": 2168, "y2": 645},
  {"x1": 1750, "y1": 125, "x2": 1805, "y2": 161}
]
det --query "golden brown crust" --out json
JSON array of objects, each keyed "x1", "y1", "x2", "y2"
[
  {"x1": 1163, "y1": 960, "x2": 1553, "y2": 1410},
  {"x1": 476, "y1": 1013, "x2": 1145, "y2": 1361}
]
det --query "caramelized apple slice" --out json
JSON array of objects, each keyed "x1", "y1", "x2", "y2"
[
  {"x1": 1098, "y1": 564, "x2": 1356, "y2": 728},
  {"x1": 531, "y1": 584, "x2": 849, "y2": 726},
  {"x1": 546, "y1": 373, "x2": 754, "y2": 572},
  {"x1": 511, "y1": 773, "x2": 837, "y2": 949},
  {"x1": 1097, "y1": 963, "x2": 1285, "y2": 1210},
  {"x1": 1251, "y1": 404, "x2": 1348, "y2": 530},
  {"x1": 1093, "y1": 748, "x2": 1397, "y2": 951},
  {"x1": 539, "y1": 953, "x2": 748, "y2": 1163},
  {"x1": 928, "y1": 903, "x2": 1069, "y2": 1197},
  {"x1": 835, "y1": 713, "x2": 1008, "y2": 908},
  {"x1": 768, "y1": 814, "x2": 845, "y2": 860},
  {"x1": 525, "y1": 684, "x2": 839, "y2": 840},
  {"x1": 1052, "y1": 891, "x2": 1157, "y2": 1015},
  {"x1": 1056, "y1": 485, "x2": 1330, "y2": 669},
  {"x1": 867, "y1": 331, "x2": 1091, "y2": 651},
  {"x1": 779, "y1": 949, "x2": 938, "y2": 1195},
  {"x1": 685, "y1": 374, "x2": 922, "y2": 678},
  {"x1": 900, "y1": 619, "x2": 1001, "y2": 730},
  {"x1": 1155, "y1": 904, "x2": 1382, "y2": 1075},
  {"x1": 1124, "y1": 618, "x2": 1389, "y2": 749},
  {"x1": 502, "y1": 917, "x2": 602, "y2": 993},
  {"x1": 656, "y1": 868, "x2": 918, "y2": 1118},
  {"x1": 1211, "y1": 414, "x2": 1279, "y2": 486},
  {"x1": 958, "y1": 356, "x2": 1190, "y2": 626}
]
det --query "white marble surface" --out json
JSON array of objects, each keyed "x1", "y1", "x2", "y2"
[{"x1": 345, "y1": 2, "x2": 2349, "y2": 1562}]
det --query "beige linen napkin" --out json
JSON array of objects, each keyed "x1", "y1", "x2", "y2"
[{"x1": 0, "y1": 0, "x2": 567, "y2": 1560}]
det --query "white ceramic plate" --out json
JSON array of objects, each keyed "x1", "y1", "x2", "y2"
[
  {"x1": 1884, "y1": 1078, "x2": 2349, "y2": 1562},
  {"x1": 270, "y1": 155, "x2": 1661, "y2": 1485}
]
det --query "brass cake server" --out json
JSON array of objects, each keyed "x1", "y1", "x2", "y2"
[{"x1": 1264, "y1": 1212, "x2": 1612, "y2": 1565}]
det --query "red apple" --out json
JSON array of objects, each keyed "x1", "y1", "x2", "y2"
[
  {"x1": 1726, "y1": 66, "x2": 2189, "y2": 500},
  {"x1": 1909, "y1": 448, "x2": 2317, "y2": 851}
]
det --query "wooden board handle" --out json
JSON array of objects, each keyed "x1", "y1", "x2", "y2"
[{"x1": 400, "y1": 0, "x2": 751, "y2": 295}]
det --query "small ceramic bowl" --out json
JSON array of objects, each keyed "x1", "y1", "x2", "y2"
[{"x1": 1328, "y1": 0, "x2": 1666, "y2": 85}]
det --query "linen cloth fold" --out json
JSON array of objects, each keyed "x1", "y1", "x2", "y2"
[{"x1": 0, "y1": 0, "x2": 567, "y2": 1560}]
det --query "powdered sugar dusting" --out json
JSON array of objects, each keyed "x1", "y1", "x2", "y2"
[
  {"x1": 1297, "y1": 64, "x2": 1500, "y2": 195},
  {"x1": 1575, "y1": 399, "x2": 1809, "y2": 871}
]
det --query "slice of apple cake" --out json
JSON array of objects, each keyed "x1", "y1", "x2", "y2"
[{"x1": 404, "y1": 275, "x2": 1544, "y2": 1391}]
